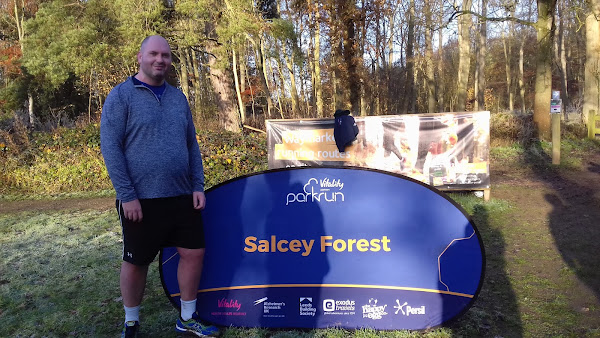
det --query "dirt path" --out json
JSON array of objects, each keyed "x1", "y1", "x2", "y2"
[{"x1": 486, "y1": 152, "x2": 600, "y2": 333}]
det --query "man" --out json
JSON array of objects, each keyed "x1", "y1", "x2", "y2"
[{"x1": 100, "y1": 35, "x2": 218, "y2": 337}]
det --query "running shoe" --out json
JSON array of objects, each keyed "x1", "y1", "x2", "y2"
[
  {"x1": 175, "y1": 314, "x2": 218, "y2": 337},
  {"x1": 121, "y1": 320, "x2": 139, "y2": 338}
]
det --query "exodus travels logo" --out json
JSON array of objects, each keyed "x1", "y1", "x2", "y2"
[
  {"x1": 286, "y1": 177, "x2": 345, "y2": 205},
  {"x1": 255, "y1": 297, "x2": 286, "y2": 318},
  {"x1": 362, "y1": 298, "x2": 387, "y2": 320},
  {"x1": 211, "y1": 298, "x2": 246, "y2": 317},
  {"x1": 323, "y1": 299, "x2": 356, "y2": 315},
  {"x1": 299, "y1": 297, "x2": 316, "y2": 316},
  {"x1": 394, "y1": 299, "x2": 426, "y2": 316}
]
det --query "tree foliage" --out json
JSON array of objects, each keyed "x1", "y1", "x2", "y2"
[{"x1": 0, "y1": 0, "x2": 596, "y2": 138}]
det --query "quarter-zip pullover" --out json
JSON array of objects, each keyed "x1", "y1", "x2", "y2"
[{"x1": 100, "y1": 76, "x2": 204, "y2": 202}]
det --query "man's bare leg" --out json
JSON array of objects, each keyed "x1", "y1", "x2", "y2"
[
  {"x1": 121, "y1": 261, "x2": 148, "y2": 307},
  {"x1": 177, "y1": 247, "x2": 205, "y2": 301}
]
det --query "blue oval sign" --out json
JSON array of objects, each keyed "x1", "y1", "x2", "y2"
[{"x1": 160, "y1": 167, "x2": 485, "y2": 330}]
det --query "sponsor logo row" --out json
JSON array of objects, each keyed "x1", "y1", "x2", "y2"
[{"x1": 211, "y1": 297, "x2": 426, "y2": 320}]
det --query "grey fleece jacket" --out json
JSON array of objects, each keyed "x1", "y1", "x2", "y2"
[{"x1": 100, "y1": 76, "x2": 204, "y2": 202}]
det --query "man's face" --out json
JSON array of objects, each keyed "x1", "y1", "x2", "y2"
[{"x1": 137, "y1": 36, "x2": 172, "y2": 85}]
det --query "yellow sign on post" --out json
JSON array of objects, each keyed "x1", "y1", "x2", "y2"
[
  {"x1": 588, "y1": 110, "x2": 600, "y2": 139},
  {"x1": 552, "y1": 113, "x2": 560, "y2": 165}
]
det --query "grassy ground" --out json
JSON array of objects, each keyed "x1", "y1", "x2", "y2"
[
  {"x1": 0, "y1": 208, "x2": 457, "y2": 337},
  {"x1": 2, "y1": 113, "x2": 600, "y2": 337},
  {"x1": 2, "y1": 185, "x2": 599, "y2": 337}
]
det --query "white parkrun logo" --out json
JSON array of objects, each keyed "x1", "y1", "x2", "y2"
[
  {"x1": 286, "y1": 178, "x2": 345, "y2": 205},
  {"x1": 394, "y1": 299, "x2": 426, "y2": 316}
]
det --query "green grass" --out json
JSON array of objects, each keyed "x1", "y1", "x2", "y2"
[
  {"x1": 2, "y1": 114, "x2": 600, "y2": 336},
  {"x1": 0, "y1": 195, "x2": 552, "y2": 338},
  {"x1": 0, "y1": 209, "x2": 462, "y2": 337},
  {"x1": 0, "y1": 199, "x2": 518, "y2": 337}
]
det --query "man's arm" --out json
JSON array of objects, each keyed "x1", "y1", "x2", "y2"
[
  {"x1": 101, "y1": 85, "x2": 141, "y2": 220},
  {"x1": 185, "y1": 105, "x2": 205, "y2": 193}
]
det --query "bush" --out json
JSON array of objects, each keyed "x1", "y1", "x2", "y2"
[
  {"x1": 198, "y1": 129, "x2": 268, "y2": 189},
  {"x1": 490, "y1": 111, "x2": 536, "y2": 146},
  {"x1": 0, "y1": 123, "x2": 268, "y2": 197}
]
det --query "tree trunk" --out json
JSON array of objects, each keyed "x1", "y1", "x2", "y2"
[
  {"x1": 178, "y1": 48, "x2": 190, "y2": 99},
  {"x1": 28, "y1": 92, "x2": 34, "y2": 126},
  {"x1": 583, "y1": 0, "x2": 600, "y2": 124},
  {"x1": 311, "y1": 0, "x2": 324, "y2": 117},
  {"x1": 386, "y1": 3, "x2": 395, "y2": 114},
  {"x1": 232, "y1": 45, "x2": 246, "y2": 125},
  {"x1": 331, "y1": 38, "x2": 339, "y2": 110},
  {"x1": 424, "y1": 0, "x2": 436, "y2": 113},
  {"x1": 190, "y1": 49, "x2": 201, "y2": 112},
  {"x1": 456, "y1": 0, "x2": 473, "y2": 111},
  {"x1": 283, "y1": 52, "x2": 300, "y2": 118},
  {"x1": 259, "y1": 37, "x2": 274, "y2": 118},
  {"x1": 437, "y1": 17, "x2": 445, "y2": 112},
  {"x1": 475, "y1": 0, "x2": 487, "y2": 111},
  {"x1": 554, "y1": 0, "x2": 569, "y2": 108},
  {"x1": 533, "y1": 0, "x2": 557, "y2": 140},
  {"x1": 502, "y1": 29, "x2": 514, "y2": 111},
  {"x1": 403, "y1": 0, "x2": 416, "y2": 113},
  {"x1": 519, "y1": 38, "x2": 526, "y2": 113},
  {"x1": 205, "y1": 21, "x2": 241, "y2": 132},
  {"x1": 357, "y1": 0, "x2": 366, "y2": 116},
  {"x1": 328, "y1": 6, "x2": 341, "y2": 110},
  {"x1": 519, "y1": 0, "x2": 534, "y2": 114},
  {"x1": 13, "y1": 0, "x2": 35, "y2": 126}
]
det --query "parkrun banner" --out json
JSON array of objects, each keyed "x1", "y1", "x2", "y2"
[
  {"x1": 266, "y1": 112, "x2": 490, "y2": 190},
  {"x1": 160, "y1": 167, "x2": 485, "y2": 330}
]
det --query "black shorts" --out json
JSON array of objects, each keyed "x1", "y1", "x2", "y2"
[{"x1": 116, "y1": 195, "x2": 206, "y2": 266}]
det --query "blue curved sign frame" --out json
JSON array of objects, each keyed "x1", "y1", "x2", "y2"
[{"x1": 160, "y1": 167, "x2": 485, "y2": 330}]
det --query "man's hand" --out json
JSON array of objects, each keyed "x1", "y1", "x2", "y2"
[
  {"x1": 193, "y1": 191, "x2": 206, "y2": 210},
  {"x1": 122, "y1": 199, "x2": 143, "y2": 222}
]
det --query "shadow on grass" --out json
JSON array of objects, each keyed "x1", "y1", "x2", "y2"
[
  {"x1": 524, "y1": 138, "x2": 600, "y2": 332},
  {"x1": 448, "y1": 202, "x2": 523, "y2": 337}
]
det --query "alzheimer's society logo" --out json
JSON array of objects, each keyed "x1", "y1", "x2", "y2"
[{"x1": 286, "y1": 177, "x2": 345, "y2": 205}]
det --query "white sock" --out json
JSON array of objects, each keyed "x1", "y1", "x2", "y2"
[
  {"x1": 124, "y1": 305, "x2": 140, "y2": 323},
  {"x1": 180, "y1": 299, "x2": 197, "y2": 321}
]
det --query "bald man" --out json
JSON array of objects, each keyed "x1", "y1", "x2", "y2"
[{"x1": 101, "y1": 35, "x2": 218, "y2": 337}]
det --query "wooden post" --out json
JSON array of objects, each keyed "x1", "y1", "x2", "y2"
[
  {"x1": 589, "y1": 110, "x2": 597, "y2": 139},
  {"x1": 552, "y1": 113, "x2": 561, "y2": 165}
]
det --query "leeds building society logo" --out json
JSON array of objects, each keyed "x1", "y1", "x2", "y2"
[
  {"x1": 394, "y1": 299, "x2": 426, "y2": 316},
  {"x1": 362, "y1": 298, "x2": 388, "y2": 320},
  {"x1": 323, "y1": 299, "x2": 356, "y2": 315},
  {"x1": 299, "y1": 297, "x2": 317, "y2": 316},
  {"x1": 286, "y1": 178, "x2": 345, "y2": 205}
]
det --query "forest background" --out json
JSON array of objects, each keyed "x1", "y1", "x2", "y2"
[
  {"x1": 2, "y1": 1, "x2": 600, "y2": 337},
  {"x1": 1, "y1": 0, "x2": 600, "y2": 138},
  {"x1": 1, "y1": 0, "x2": 600, "y2": 195}
]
